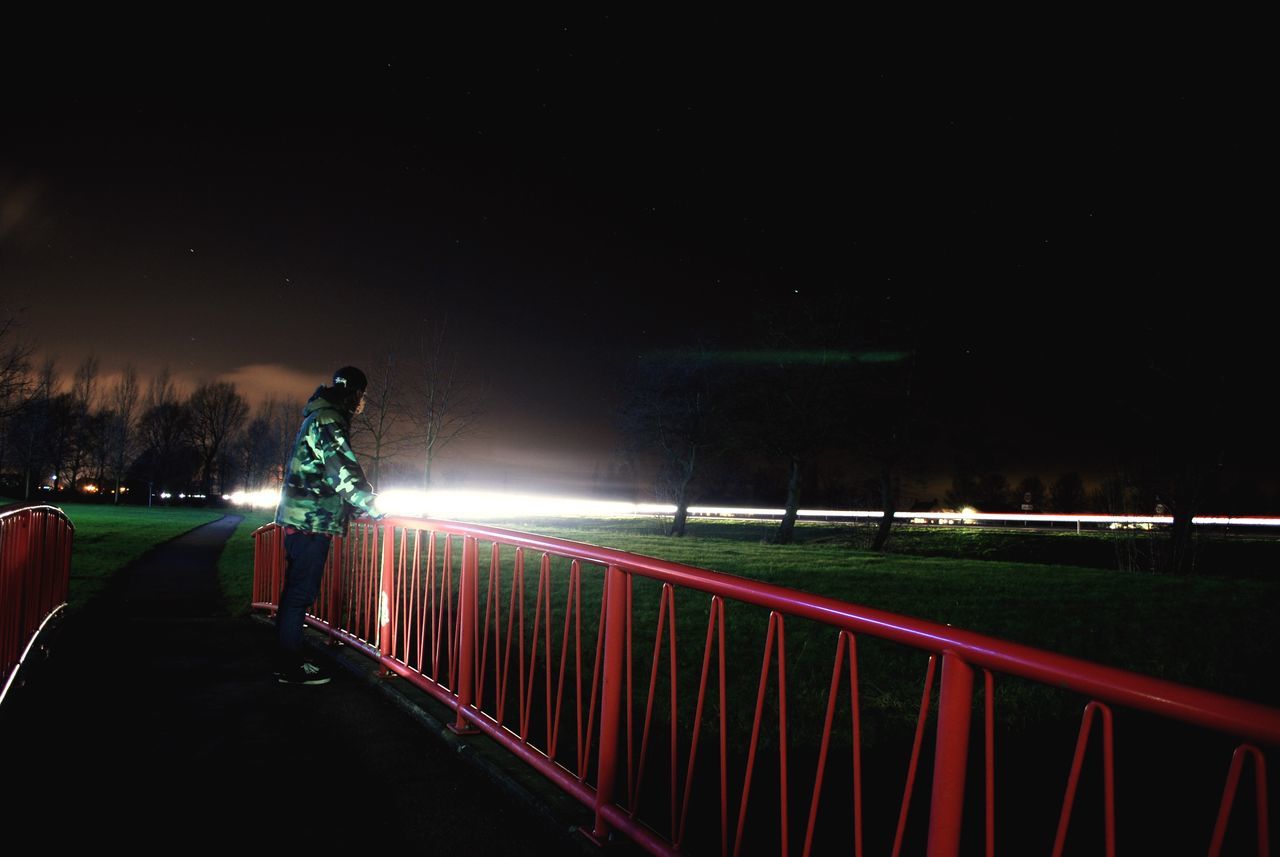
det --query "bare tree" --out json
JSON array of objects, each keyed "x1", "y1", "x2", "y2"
[
  {"x1": 403, "y1": 325, "x2": 483, "y2": 490},
  {"x1": 5, "y1": 360, "x2": 74, "y2": 498},
  {"x1": 108, "y1": 364, "x2": 140, "y2": 502},
  {"x1": 351, "y1": 351, "x2": 409, "y2": 490},
  {"x1": 53, "y1": 355, "x2": 104, "y2": 488},
  {"x1": 0, "y1": 312, "x2": 32, "y2": 412},
  {"x1": 1048, "y1": 472, "x2": 1085, "y2": 512},
  {"x1": 231, "y1": 396, "x2": 299, "y2": 490},
  {"x1": 146, "y1": 366, "x2": 178, "y2": 412},
  {"x1": 843, "y1": 347, "x2": 920, "y2": 552},
  {"x1": 137, "y1": 397, "x2": 195, "y2": 498},
  {"x1": 0, "y1": 312, "x2": 34, "y2": 479},
  {"x1": 187, "y1": 381, "x2": 249, "y2": 495},
  {"x1": 733, "y1": 350, "x2": 843, "y2": 546},
  {"x1": 72, "y1": 354, "x2": 99, "y2": 413},
  {"x1": 620, "y1": 350, "x2": 719, "y2": 536},
  {"x1": 269, "y1": 398, "x2": 301, "y2": 484},
  {"x1": 35, "y1": 359, "x2": 75, "y2": 492},
  {"x1": 234, "y1": 414, "x2": 273, "y2": 488}
]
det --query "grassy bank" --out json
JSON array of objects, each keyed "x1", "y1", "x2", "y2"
[
  {"x1": 489, "y1": 515, "x2": 1279, "y2": 577},
  {"x1": 217, "y1": 512, "x2": 275, "y2": 615},
  {"x1": 396, "y1": 518, "x2": 1276, "y2": 744},
  {"x1": 53, "y1": 503, "x2": 226, "y2": 610}
]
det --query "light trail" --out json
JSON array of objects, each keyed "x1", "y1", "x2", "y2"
[{"x1": 225, "y1": 486, "x2": 1280, "y2": 528}]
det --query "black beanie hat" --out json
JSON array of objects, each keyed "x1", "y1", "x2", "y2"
[{"x1": 332, "y1": 366, "x2": 368, "y2": 394}]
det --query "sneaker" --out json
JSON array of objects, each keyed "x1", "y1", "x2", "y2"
[{"x1": 276, "y1": 661, "x2": 331, "y2": 685}]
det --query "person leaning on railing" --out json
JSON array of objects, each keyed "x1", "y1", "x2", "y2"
[{"x1": 273, "y1": 366, "x2": 384, "y2": 685}]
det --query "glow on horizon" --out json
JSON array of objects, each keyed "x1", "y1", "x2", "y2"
[
  {"x1": 228, "y1": 489, "x2": 283, "y2": 509},
  {"x1": 227, "y1": 487, "x2": 1280, "y2": 527}
]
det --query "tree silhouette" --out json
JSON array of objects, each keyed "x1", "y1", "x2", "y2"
[
  {"x1": 403, "y1": 323, "x2": 484, "y2": 490},
  {"x1": 351, "y1": 351, "x2": 409, "y2": 491},
  {"x1": 187, "y1": 381, "x2": 248, "y2": 495},
  {"x1": 620, "y1": 349, "x2": 719, "y2": 536}
]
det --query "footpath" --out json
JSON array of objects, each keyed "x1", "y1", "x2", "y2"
[{"x1": 2, "y1": 515, "x2": 616, "y2": 853}]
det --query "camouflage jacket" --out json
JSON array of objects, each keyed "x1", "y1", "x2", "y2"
[{"x1": 275, "y1": 391, "x2": 379, "y2": 535}]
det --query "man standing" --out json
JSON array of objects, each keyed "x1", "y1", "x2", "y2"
[{"x1": 273, "y1": 366, "x2": 383, "y2": 684}]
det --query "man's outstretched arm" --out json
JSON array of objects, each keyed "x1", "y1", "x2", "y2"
[{"x1": 318, "y1": 422, "x2": 381, "y2": 518}]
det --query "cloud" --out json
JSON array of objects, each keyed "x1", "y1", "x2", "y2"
[
  {"x1": 217, "y1": 363, "x2": 328, "y2": 407},
  {"x1": 0, "y1": 174, "x2": 45, "y2": 243}
]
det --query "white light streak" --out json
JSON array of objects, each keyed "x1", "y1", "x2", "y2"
[
  {"x1": 375, "y1": 489, "x2": 672, "y2": 520},
  {"x1": 362, "y1": 489, "x2": 1280, "y2": 528},
  {"x1": 228, "y1": 489, "x2": 283, "y2": 509}
]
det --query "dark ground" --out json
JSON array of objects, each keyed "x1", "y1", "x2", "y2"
[{"x1": 2, "y1": 515, "x2": 629, "y2": 853}]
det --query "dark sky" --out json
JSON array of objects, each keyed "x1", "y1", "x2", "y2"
[{"x1": 1, "y1": 33, "x2": 1273, "y2": 503}]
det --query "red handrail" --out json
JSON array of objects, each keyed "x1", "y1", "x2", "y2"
[
  {"x1": 253, "y1": 516, "x2": 1280, "y2": 857},
  {"x1": 1, "y1": 502, "x2": 74, "y2": 706}
]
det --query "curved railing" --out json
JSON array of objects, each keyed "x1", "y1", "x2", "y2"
[
  {"x1": 253, "y1": 517, "x2": 1279, "y2": 857},
  {"x1": 0, "y1": 502, "x2": 74, "y2": 706}
]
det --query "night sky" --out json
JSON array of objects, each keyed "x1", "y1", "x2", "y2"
[{"x1": 2, "y1": 33, "x2": 1273, "y2": 505}]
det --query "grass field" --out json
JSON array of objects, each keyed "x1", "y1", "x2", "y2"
[
  {"x1": 218, "y1": 511, "x2": 275, "y2": 615},
  {"x1": 45, "y1": 503, "x2": 226, "y2": 610},
  {"x1": 448, "y1": 518, "x2": 1280, "y2": 733}
]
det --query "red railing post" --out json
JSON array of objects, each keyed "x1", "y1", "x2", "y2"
[
  {"x1": 379, "y1": 522, "x2": 396, "y2": 672},
  {"x1": 587, "y1": 564, "x2": 627, "y2": 845},
  {"x1": 450, "y1": 535, "x2": 479, "y2": 734},
  {"x1": 1209, "y1": 744, "x2": 1268, "y2": 857},
  {"x1": 251, "y1": 530, "x2": 260, "y2": 605},
  {"x1": 927, "y1": 651, "x2": 975, "y2": 857},
  {"x1": 272, "y1": 527, "x2": 285, "y2": 614},
  {"x1": 326, "y1": 534, "x2": 344, "y2": 637}
]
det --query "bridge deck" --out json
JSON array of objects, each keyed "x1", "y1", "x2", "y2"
[{"x1": 2, "y1": 516, "x2": 607, "y2": 853}]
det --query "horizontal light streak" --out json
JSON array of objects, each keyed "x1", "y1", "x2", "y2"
[
  {"x1": 225, "y1": 486, "x2": 1280, "y2": 528},
  {"x1": 352, "y1": 489, "x2": 1280, "y2": 528},
  {"x1": 374, "y1": 489, "x2": 672, "y2": 520},
  {"x1": 227, "y1": 489, "x2": 283, "y2": 509}
]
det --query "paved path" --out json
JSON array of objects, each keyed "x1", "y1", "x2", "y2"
[{"x1": 3, "y1": 516, "x2": 610, "y2": 852}]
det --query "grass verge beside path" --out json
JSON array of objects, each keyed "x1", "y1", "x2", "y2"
[
  {"x1": 217, "y1": 512, "x2": 274, "y2": 616},
  {"x1": 55, "y1": 503, "x2": 226, "y2": 610}
]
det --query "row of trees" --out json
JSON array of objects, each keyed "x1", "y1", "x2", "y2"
[
  {"x1": 0, "y1": 351, "x2": 281, "y2": 500},
  {"x1": 621, "y1": 346, "x2": 918, "y2": 547},
  {"x1": 945, "y1": 471, "x2": 1183, "y2": 515},
  {"x1": 619, "y1": 294, "x2": 920, "y2": 549},
  {"x1": 944, "y1": 470, "x2": 1275, "y2": 518},
  {"x1": 617, "y1": 291, "x2": 1267, "y2": 576},
  {"x1": 0, "y1": 315, "x2": 483, "y2": 502}
]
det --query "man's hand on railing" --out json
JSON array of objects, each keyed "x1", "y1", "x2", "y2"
[{"x1": 364, "y1": 499, "x2": 389, "y2": 522}]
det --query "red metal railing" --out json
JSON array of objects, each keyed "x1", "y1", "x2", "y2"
[
  {"x1": 1, "y1": 502, "x2": 74, "y2": 706},
  {"x1": 252, "y1": 517, "x2": 1280, "y2": 856}
]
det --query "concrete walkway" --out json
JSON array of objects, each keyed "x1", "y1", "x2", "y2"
[{"x1": 3, "y1": 515, "x2": 619, "y2": 853}]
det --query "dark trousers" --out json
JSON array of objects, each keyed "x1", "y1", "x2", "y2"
[{"x1": 276, "y1": 530, "x2": 333, "y2": 665}]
